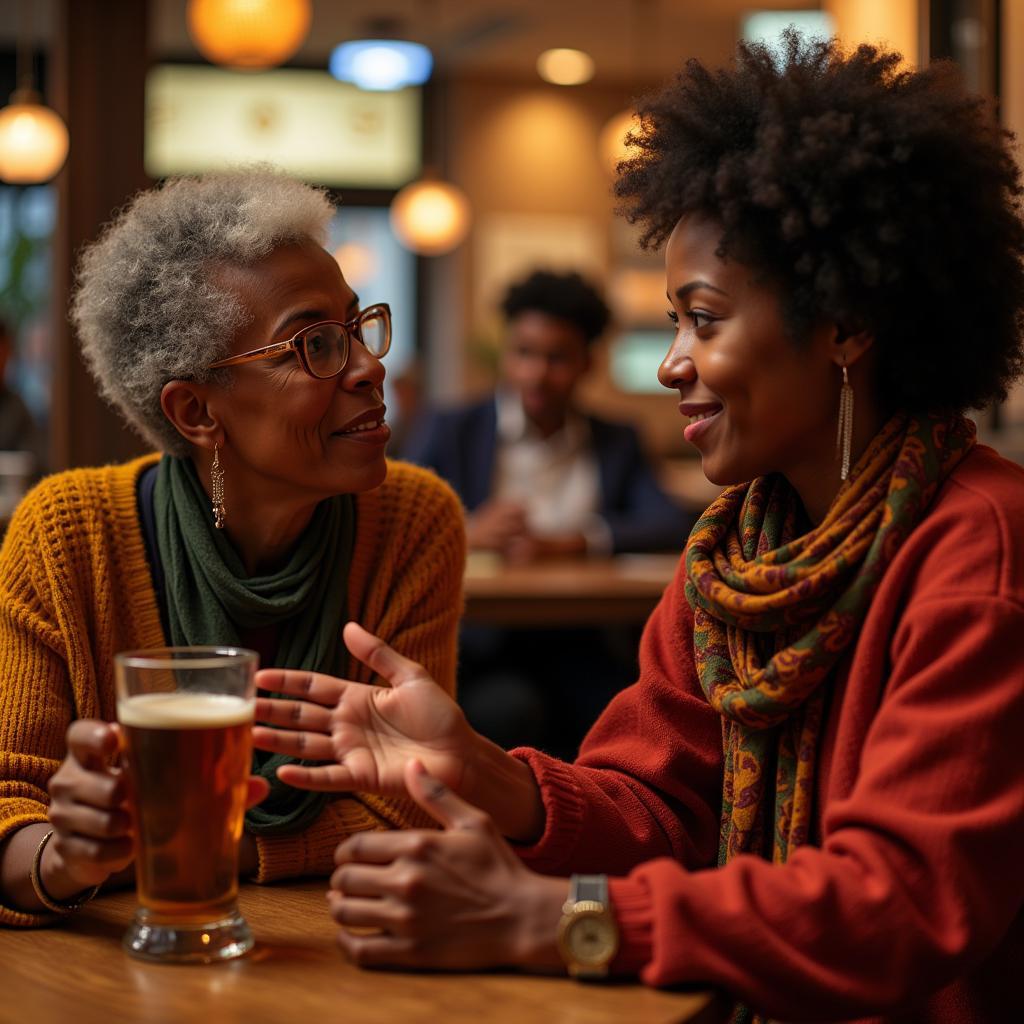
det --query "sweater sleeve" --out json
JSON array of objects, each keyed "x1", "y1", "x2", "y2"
[
  {"x1": 607, "y1": 595, "x2": 1024, "y2": 1020},
  {"x1": 0, "y1": 496, "x2": 78, "y2": 927},
  {"x1": 254, "y1": 467, "x2": 466, "y2": 880},
  {"x1": 510, "y1": 563, "x2": 723, "y2": 876}
]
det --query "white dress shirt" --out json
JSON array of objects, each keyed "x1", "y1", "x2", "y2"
[{"x1": 491, "y1": 390, "x2": 612, "y2": 554}]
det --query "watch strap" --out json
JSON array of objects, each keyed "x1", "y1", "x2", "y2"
[{"x1": 570, "y1": 874, "x2": 608, "y2": 906}]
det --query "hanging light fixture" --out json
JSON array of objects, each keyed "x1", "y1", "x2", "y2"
[
  {"x1": 329, "y1": 39, "x2": 433, "y2": 92},
  {"x1": 187, "y1": 0, "x2": 312, "y2": 70},
  {"x1": 390, "y1": 174, "x2": 471, "y2": 256},
  {"x1": 0, "y1": 2, "x2": 69, "y2": 184},
  {"x1": 328, "y1": 16, "x2": 433, "y2": 92},
  {"x1": 536, "y1": 48, "x2": 595, "y2": 86}
]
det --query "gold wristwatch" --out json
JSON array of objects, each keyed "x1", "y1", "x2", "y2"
[{"x1": 557, "y1": 874, "x2": 619, "y2": 980}]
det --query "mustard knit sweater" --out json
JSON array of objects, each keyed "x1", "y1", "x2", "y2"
[{"x1": 0, "y1": 455, "x2": 465, "y2": 926}]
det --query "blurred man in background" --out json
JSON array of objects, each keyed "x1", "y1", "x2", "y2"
[{"x1": 405, "y1": 269, "x2": 691, "y2": 562}]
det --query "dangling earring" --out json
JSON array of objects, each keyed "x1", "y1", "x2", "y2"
[
  {"x1": 211, "y1": 442, "x2": 226, "y2": 529},
  {"x1": 836, "y1": 359, "x2": 854, "y2": 481}
]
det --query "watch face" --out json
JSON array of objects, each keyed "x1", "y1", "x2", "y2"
[{"x1": 566, "y1": 911, "x2": 617, "y2": 965}]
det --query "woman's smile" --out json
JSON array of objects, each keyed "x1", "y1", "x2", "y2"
[{"x1": 679, "y1": 401, "x2": 724, "y2": 445}]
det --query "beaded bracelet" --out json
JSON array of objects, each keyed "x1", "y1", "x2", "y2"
[{"x1": 30, "y1": 829, "x2": 102, "y2": 914}]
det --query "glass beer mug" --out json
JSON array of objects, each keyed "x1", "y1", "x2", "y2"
[{"x1": 115, "y1": 647, "x2": 257, "y2": 963}]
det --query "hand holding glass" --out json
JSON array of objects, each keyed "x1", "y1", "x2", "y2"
[{"x1": 116, "y1": 647, "x2": 257, "y2": 963}]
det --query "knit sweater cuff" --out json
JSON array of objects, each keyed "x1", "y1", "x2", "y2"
[
  {"x1": 253, "y1": 799, "x2": 386, "y2": 883},
  {"x1": 507, "y1": 747, "x2": 587, "y2": 868},
  {"x1": 609, "y1": 874, "x2": 655, "y2": 977}
]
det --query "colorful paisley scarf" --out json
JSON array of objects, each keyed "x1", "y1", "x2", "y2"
[{"x1": 685, "y1": 412, "x2": 976, "y2": 868}]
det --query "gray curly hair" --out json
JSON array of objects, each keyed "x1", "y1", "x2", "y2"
[{"x1": 71, "y1": 167, "x2": 335, "y2": 455}]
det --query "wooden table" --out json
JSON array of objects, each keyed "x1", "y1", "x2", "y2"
[
  {"x1": 0, "y1": 882, "x2": 727, "y2": 1024},
  {"x1": 462, "y1": 553, "x2": 681, "y2": 627}
]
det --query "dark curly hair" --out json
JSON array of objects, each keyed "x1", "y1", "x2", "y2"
[
  {"x1": 615, "y1": 31, "x2": 1024, "y2": 414},
  {"x1": 501, "y1": 269, "x2": 611, "y2": 345}
]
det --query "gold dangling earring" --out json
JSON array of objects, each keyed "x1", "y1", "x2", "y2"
[
  {"x1": 211, "y1": 442, "x2": 226, "y2": 529},
  {"x1": 835, "y1": 359, "x2": 854, "y2": 481}
]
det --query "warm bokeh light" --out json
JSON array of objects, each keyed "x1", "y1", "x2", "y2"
[
  {"x1": 536, "y1": 48, "x2": 595, "y2": 86},
  {"x1": 187, "y1": 0, "x2": 312, "y2": 70},
  {"x1": 823, "y1": 0, "x2": 918, "y2": 65},
  {"x1": 389, "y1": 179, "x2": 471, "y2": 256},
  {"x1": 0, "y1": 94, "x2": 70, "y2": 183},
  {"x1": 599, "y1": 109, "x2": 638, "y2": 178},
  {"x1": 332, "y1": 241, "x2": 378, "y2": 289}
]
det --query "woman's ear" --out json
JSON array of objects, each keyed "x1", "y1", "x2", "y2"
[
  {"x1": 160, "y1": 380, "x2": 220, "y2": 450},
  {"x1": 831, "y1": 325, "x2": 874, "y2": 369}
]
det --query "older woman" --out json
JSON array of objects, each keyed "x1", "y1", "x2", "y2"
[
  {"x1": 254, "y1": 36, "x2": 1024, "y2": 1022},
  {"x1": 0, "y1": 169, "x2": 464, "y2": 925}
]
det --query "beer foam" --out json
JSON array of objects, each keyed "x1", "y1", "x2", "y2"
[{"x1": 118, "y1": 692, "x2": 254, "y2": 729}]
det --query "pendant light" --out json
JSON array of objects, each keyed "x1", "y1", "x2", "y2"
[
  {"x1": 187, "y1": 0, "x2": 312, "y2": 70},
  {"x1": 330, "y1": 39, "x2": 434, "y2": 92},
  {"x1": 0, "y1": 1, "x2": 69, "y2": 184},
  {"x1": 390, "y1": 171, "x2": 471, "y2": 256},
  {"x1": 537, "y1": 48, "x2": 595, "y2": 86},
  {"x1": 388, "y1": 25, "x2": 471, "y2": 258}
]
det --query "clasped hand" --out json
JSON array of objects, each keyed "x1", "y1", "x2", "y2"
[
  {"x1": 253, "y1": 622, "x2": 563, "y2": 971},
  {"x1": 42, "y1": 723, "x2": 269, "y2": 904}
]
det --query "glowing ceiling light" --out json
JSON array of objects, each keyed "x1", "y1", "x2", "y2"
[
  {"x1": 186, "y1": 0, "x2": 312, "y2": 70},
  {"x1": 389, "y1": 178, "x2": 471, "y2": 256},
  {"x1": 329, "y1": 40, "x2": 433, "y2": 91},
  {"x1": 536, "y1": 48, "x2": 595, "y2": 86},
  {"x1": 0, "y1": 88, "x2": 69, "y2": 184}
]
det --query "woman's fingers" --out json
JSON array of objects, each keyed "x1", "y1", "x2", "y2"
[
  {"x1": 47, "y1": 801, "x2": 132, "y2": 839},
  {"x1": 336, "y1": 928, "x2": 417, "y2": 967},
  {"x1": 65, "y1": 720, "x2": 120, "y2": 772},
  {"x1": 342, "y1": 623, "x2": 433, "y2": 688},
  {"x1": 245, "y1": 776, "x2": 271, "y2": 809},
  {"x1": 48, "y1": 763, "x2": 127, "y2": 810},
  {"x1": 403, "y1": 759, "x2": 490, "y2": 832},
  {"x1": 51, "y1": 833, "x2": 134, "y2": 869},
  {"x1": 251, "y1": 725, "x2": 336, "y2": 761},
  {"x1": 254, "y1": 696, "x2": 333, "y2": 733},
  {"x1": 331, "y1": 862, "x2": 396, "y2": 897},
  {"x1": 328, "y1": 893, "x2": 416, "y2": 935},
  {"x1": 255, "y1": 669, "x2": 351, "y2": 707},
  {"x1": 334, "y1": 830, "x2": 437, "y2": 868},
  {"x1": 274, "y1": 762, "x2": 360, "y2": 792}
]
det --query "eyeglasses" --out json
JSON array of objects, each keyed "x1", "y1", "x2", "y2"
[{"x1": 208, "y1": 303, "x2": 392, "y2": 380}]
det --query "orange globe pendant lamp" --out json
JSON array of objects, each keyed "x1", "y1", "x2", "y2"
[
  {"x1": 0, "y1": 87, "x2": 69, "y2": 184},
  {"x1": 187, "y1": 0, "x2": 312, "y2": 70},
  {"x1": 0, "y1": 1, "x2": 70, "y2": 184},
  {"x1": 389, "y1": 175, "x2": 471, "y2": 257}
]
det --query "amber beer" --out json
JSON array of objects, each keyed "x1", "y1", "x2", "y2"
[
  {"x1": 120, "y1": 692, "x2": 252, "y2": 922},
  {"x1": 115, "y1": 647, "x2": 257, "y2": 962}
]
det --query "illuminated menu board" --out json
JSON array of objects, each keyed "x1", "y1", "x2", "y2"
[{"x1": 145, "y1": 64, "x2": 421, "y2": 188}]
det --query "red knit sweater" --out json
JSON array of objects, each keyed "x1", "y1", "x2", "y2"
[{"x1": 513, "y1": 444, "x2": 1024, "y2": 1023}]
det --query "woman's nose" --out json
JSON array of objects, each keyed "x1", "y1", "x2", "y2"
[
  {"x1": 657, "y1": 330, "x2": 696, "y2": 391},
  {"x1": 340, "y1": 339, "x2": 386, "y2": 391}
]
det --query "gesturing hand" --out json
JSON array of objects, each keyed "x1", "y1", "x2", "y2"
[
  {"x1": 329, "y1": 759, "x2": 566, "y2": 971},
  {"x1": 253, "y1": 622, "x2": 478, "y2": 798}
]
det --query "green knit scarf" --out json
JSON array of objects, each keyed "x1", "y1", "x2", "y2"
[{"x1": 153, "y1": 454, "x2": 355, "y2": 835}]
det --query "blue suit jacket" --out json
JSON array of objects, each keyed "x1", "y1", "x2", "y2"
[{"x1": 402, "y1": 398, "x2": 695, "y2": 554}]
